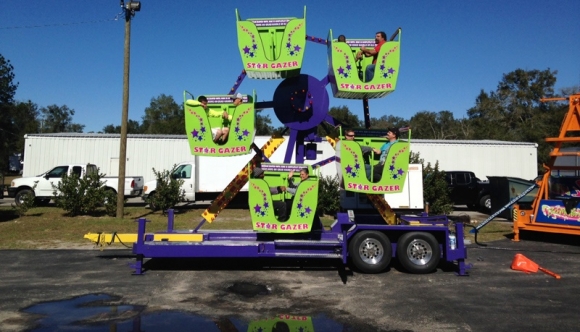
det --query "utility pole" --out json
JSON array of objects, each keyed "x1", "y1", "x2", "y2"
[{"x1": 117, "y1": 1, "x2": 141, "y2": 218}]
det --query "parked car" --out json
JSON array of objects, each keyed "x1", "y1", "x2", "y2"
[
  {"x1": 7, "y1": 163, "x2": 144, "y2": 206},
  {"x1": 445, "y1": 171, "x2": 491, "y2": 212}
]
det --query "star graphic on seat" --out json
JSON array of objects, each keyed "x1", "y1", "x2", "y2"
[
  {"x1": 191, "y1": 129, "x2": 198, "y2": 137},
  {"x1": 252, "y1": 44, "x2": 258, "y2": 50},
  {"x1": 297, "y1": 203, "x2": 302, "y2": 209},
  {"x1": 345, "y1": 165, "x2": 353, "y2": 174},
  {"x1": 389, "y1": 165, "x2": 395, "y2": 171},
  {"x1": 294, "y1": 45, "x2": 301, "y2": 52},
  {"x1": 243, "y1": 129, "x2": 250, "y2": 136},
  {"x1": 305, "y1": 207, "x2": 311, "y2": 214},
  {"x1": 264, "y1": 202, "x2": 269, "y2": 208},
  {"x1": 235, "y1": 126, "x2": 239, "y2": 133},
  {"x1": 388, "y1": 67, "x2": 395, "y2": 74},
  {"x1": 355, "y1": 163, "x2": 360, "y2": 169},
  {"x1": 243, "y1": 46, "x2": 250, "y2": 54},
  {"x1": 254, "y1": 204, "x2": 261, "y2": 213},
  {"x1": 338, "y1": 67, "x2": 344, "y2": 74},
  {"x1": 398, "y1": 168, "x2": 404, "y2": 175},
  {"x1": 286, "y1": 42, "x2": 292, "y2": 48},
  {"x1": 200, "y1": 126, "x2": 206, "y2": 133}
]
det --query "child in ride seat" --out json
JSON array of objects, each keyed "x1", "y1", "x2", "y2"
[{"x1": 197, "y1": 95, "x2": 232, "y2": 143}]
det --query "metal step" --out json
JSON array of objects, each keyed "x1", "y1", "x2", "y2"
[
  {"x1": 274, "y1": 239, "x2": 342, "y2": 247},
  {"x1": 274, "y1": 252, "x2": 342, "y2": 258}
]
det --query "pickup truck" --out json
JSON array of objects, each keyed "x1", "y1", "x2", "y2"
[
  {"x1": 445, "y1": 171, "x2": 491, "y2": 212},
  {"x1": 7, "y1": 163, "x2": 144, "y2": 206}
]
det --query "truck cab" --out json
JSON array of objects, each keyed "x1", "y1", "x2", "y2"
[{"x1": 445, "y1": 171, "x2": 491, "y2": 212}]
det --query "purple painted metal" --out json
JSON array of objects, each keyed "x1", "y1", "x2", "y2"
[
  {"x1": 305, "y1": 35, "x2": 328, "y2": 45},
  {"x1": 227, "y1": 70, "x2": 247, "y2": 95},
  {"x1": 273, "y1": 74, "x2": 329, "y2": 131},
  {"x1": 130, "y1": 212, "x2": 469, "y2": 276},
  {"x1": 284, "y1": 129, "x2": 298, "y2": 163},
  {"x1": 167, "y1": 210, "x2": 174, "y2": 232}
]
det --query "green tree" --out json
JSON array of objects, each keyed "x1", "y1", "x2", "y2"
[
  {"x1": 40, "y1": 104, "x2": 84, "y2": 133},
  {"x1": 141, "y1": 94, "x2": 184, "y2": 134},
  {"x1": 256, "y1": 109, "x2": 274, "y2": 135},
  {"x1": 409, "y1": 110, "x2": 463, "y2": 139},
  {"x1": 102, "y1": 119, "x2": 143, "y2": 134},
  {"x1": 0, "y1": 54, "x2": 18, "y2": 105},
  {"x1": 10, "y1": 101, "x2": 40, "y2": 153},
  {"x1": 0, "y1": 54, "x2": 20, "y2": 171},
  {"x1": 466, "y1": 68, "x2": 562, "y2": 169},
  {"x1": 318, "y1": 105, "x2": 361, "y2": 137},
  {"x1": 369, "y1": 114, "x2": 407, "y2": 130}
]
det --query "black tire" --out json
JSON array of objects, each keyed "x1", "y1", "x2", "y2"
[
  {"x1": 479, "y1": 195, "x2": 491, "y2": 212},
  {"x1": 15, "y1": 189, "x2": 34, "y2": 207},
  {"x1": 397, "y1": 232, "x2": 440, "y2": 274},
  {"x1": 348, "y1": 231, "x2": 392, "y2": 273}
]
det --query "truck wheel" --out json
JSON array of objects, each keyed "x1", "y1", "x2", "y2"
[
  {"x1": 348, "y1": 231, "x2": 392, "y2": 273},
  {"x1": 479, "y1": 195, "x2": 491, "y2": 212},
  {"x1": 15, "y1": 189, "x2": 34, "y2": 207},
  {"x1": 397, "y1": 232, "x2": 440, "y2": 274}
]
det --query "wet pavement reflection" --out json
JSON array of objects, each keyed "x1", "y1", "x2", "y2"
[{"x1": 22, "y1": 294, "x2": 394, "y2": 332}]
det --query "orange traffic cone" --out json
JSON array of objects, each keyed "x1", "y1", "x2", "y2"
[{"x1": 511, "y1": 253, "x2": 561, "y2": 279}]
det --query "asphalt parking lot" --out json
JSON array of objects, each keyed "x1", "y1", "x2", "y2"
[{"x1": 0, "y1": 232, "x2": 579, "y2": 332}]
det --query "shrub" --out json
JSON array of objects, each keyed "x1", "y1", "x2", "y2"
[
  {"x1": 423, "y1": 161, "x2": 453, "y2": 214},
  {"x1": 146, "y1": 166, "x2": 185, "y2": 214},
  {"x1": 52, "y1": 167, "x2": 116, "y2": 216},
  {"x1": 317, "y1": 174, "x2": 341, "y2": 217}
]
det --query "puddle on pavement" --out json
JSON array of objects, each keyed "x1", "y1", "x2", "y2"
[
  {"x1": 21, "y1": 294, "x2": 398, "y2": 331},
  {"x1": 227, "y1": 281, "x2": 271, "y2": 297}
]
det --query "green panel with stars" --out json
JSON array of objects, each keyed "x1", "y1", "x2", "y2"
[
  {"x1": 235, "y1": 7, "x2": 306, "y2": 79},
  {"x1": 327, "y1": 29, "x2": 401, "y2": 99},
  {"x1": 338, "y1": 140, "x2": 410, "y2": 194},
  {"x1": 184, "y1": 93, "x2": 255, "y2": 157},
  {"x1": 249, "y1": 164, "x2": 319, "y2": 233},
  {"x1": 248, "y1": 315, "x2": 314, "y2": 332}
]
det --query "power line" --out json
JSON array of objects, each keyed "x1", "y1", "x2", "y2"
[{"x1": 0, "y1": 12, "x2": 124, "y2": 30}]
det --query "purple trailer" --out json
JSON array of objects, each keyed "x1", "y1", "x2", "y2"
[{"x1": 129, "y1": 211, "x2": 470, "y2": 276}]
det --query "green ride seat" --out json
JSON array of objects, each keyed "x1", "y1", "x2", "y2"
[
  {"x1": 336, "y1": 139, "x2": 410, "y2": 194},
  {"x1": 235, "y1": 7, "x2": 306, "y2": 79},
  {"x1": 184, "y1": 91, "x2": 255, "y2": 156},
  {"x1": 327, "y1": 29, "x2": 401, "y2": 99},
  {"x1": 249, "y1": 164, "x2": 319, "y2": 233}
]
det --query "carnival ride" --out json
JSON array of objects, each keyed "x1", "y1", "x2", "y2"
[
  {"x1": 513, "y1": 92, "x2": 580, "y2": 240},
  {"x1": 85, "y1": 7, "x2": 469, "y2": 276}
]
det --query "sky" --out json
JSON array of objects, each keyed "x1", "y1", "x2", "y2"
[{"x1": 1, "y1": 0, "x2": 579, "y2": 133}]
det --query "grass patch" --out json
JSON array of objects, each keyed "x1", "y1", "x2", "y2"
[
  {"x1": 462, "y1": 220, "x2": 513, "y2": 243},
  {"x1": 0, "y1": 202, "x2": 511, "y2": 249},
  {"x1": 0, "y1": 205, "x2": 337, "y2": 249}
]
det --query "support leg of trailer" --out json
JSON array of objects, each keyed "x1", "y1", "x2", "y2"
[
  {"x1": 454, "y1": 222, "x2": 470, "y2": 276},
  {"x1": 132, "y1": 217, "x2": 149, "y2": 275},
  {"x1": 130, "y1": 254, "x2": 144, "y2": 276},
  {"x1": 167, "y1": 209, "x2": 174, "y2": 232}
]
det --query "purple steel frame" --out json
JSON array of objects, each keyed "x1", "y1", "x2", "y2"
[{"x1": 130, "y1": 212, "x2": 470, "y2": 276}]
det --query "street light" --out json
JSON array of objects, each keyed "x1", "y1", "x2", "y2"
[{"x1": 116, "y1": 1, "x2": 141, "y2": 218}]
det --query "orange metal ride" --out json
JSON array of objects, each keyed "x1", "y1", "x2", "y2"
[{"x1": 513, "y1": 92, "x2": 580, "y2": 241}]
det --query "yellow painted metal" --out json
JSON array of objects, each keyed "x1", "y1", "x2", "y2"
[
  {"x1": 201, "y1": 136, "x2": 285, "y2": 222},
  {"x1": 366, "y1": 194, "x2": 397, "y2": 224},
  {"x1": 325, "y1": 135, "x2": 337, "y2": 148},
  {"x1": 84, "y1": 232, "x2": 203, "y2": 245}
]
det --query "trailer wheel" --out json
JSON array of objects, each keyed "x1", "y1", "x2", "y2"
[
  {"x1": 348, "y1": 231, "x2": 392, "y2": 273},
  {"x1": 397, "y1": 232, "x2": 440, "y2": 274}
]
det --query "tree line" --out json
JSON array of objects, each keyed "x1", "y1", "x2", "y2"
[{"x1": 1, "y1": 52, "x2": 576, "y2": 173}]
